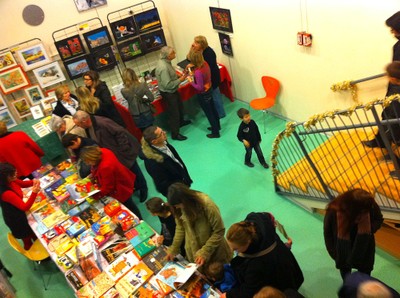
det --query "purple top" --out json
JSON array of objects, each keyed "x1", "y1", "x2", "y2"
[{"x1": 190, "y1": 62, "x2": 211, "y2": 93}]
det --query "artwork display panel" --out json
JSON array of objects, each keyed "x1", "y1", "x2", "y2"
[
  {"x1": 209, "y1": 7, "x2": 234, "y2": 33},
  {"x1": 141, "y1": 29, "x2": 166, "y2": 53},
  {"x1": 15, "y1": 43, "x2": 51, "y2": 71},
  {"x1": 110, "y1": 16, "x2": 138, "y2": 42},
  {"x1": 91, "y1": 47, "x2": 116, "y2": 72},
  {"x1": 32, "y1": 61, "x2": 66, "y2": 89},
  {"x1": 0, "y1": 109, "x2": 17, "y2": 128},
  {"x1": 0, "y1": 51, "x2": 18, "y2": 72},
  {"x1": 0, "y1": 66, "x2": 30, "y2": 94},
  {"x1": 40, "y1": 96, "x2": 57, "y2": 111},
  {"x1": 64, "y1": 55, "x2": 92, "y2": 80},
  {"x1": 12, "y1": 97, "x2": 31, "y2": 119},
  {"x1": 74, "y1": 0, "x2": 107, "y2": 12},
  {"x1": 25, "y1": 85, "x2": 45, "y2": 106},
  {"x1": 218, "y1": 32, "x2": 233, "y2": 56},
  {"x1": 83, "y1": 26, "x2": 113, "y2": 52},
  {"x1": 134, "y1": 8, "x2": 162, "y2": 34},
  {"x1": 55, "y1": 35, "x2": 85, "y2": 60},
  {"x1": 117, "y1": 38, "x2": 145, "y2": 61}
]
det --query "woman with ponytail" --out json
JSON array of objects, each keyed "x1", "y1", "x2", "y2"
[
  {"x1": 323, "y1": 189, "x2": 383, "y2": 280},
  {"x1": 224, "y1": 212, "x2": 304, "y2": 298}
]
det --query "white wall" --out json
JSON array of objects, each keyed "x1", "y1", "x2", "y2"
[{"x1": 0, "y1": 0, "x2": 399, "y2": 121}]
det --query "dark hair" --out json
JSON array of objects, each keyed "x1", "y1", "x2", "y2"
[
  {"x1": 61, "y1": 133, "x2": 80, "y2": 148},
  {"x1": 386, "y1": 11, "x2": 400, "y2": 32},
  {"x1": 386, "y1": 61, "x2": 400, "y2": 80},
  {"x1": 0, "y1": 162, "x2": 16, "y2": 189},
  {"x1": 226, "y1": 221, "x2": 258, "y2": 246},
  {"x1": 167, "y1": 182, "x2": 204, "y2": 221},
  {"x1": 205, "y1": 262, "x2": 225, "y2": 282},
  {"x1": 237, "y1": 108, "x2": 250, "y2": 119},
  {"x1": 145, "y1": 197, "x2": 171, "y2": 214},
  {"x1": 83, "y1": 70, "x2": 100, "y2": 88},
  {"x1": 142, "y1": 126, "x2": 158, "y2": 143}
]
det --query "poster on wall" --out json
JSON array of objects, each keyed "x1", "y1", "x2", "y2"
[
  {"x1": 209, "y1": 7, "x2": 234, "y2": 33},
  {"x1": 110, "y1": 16, "x2": 138, "y2": 42},
  {"x1": 133, "y1": 8, "x2": 162, "y2": 34},
  {"x1": 12, "y1": 97, "x2": 31, "y2": 119},
  {"x1": 25, "y1": 85, "x2": 45, "y2": 106},
  {"x1": 32, "y1": 61, "x2": 66, "y2": 89},
  {"x1": 74, "y1": 0, "x2": 107, "y2": 12},
  {"x1": 0, "y1": 51, "x2": 18, "y2": 72},
  {"x1": 15, "y1": 43, "x2": 51, "y2": 71},
  {"x1": 83, "y1": 26, "x2": 113, "y2": 52},
  {"x1": 0, "y1": 93, "x2": 6, "y2": 110},
  {"x1": 55, "y1": 35, "x2": 85, "y2": 60},
  {"x1": 0, "y1": 66, "x2": 30, "y2": 94},
  {"x1": 0, "y1": 109, "x2": 17, "y2": 128},
  {"x1": 218, "y1": 32, "x2": 233, "y2": 57}
]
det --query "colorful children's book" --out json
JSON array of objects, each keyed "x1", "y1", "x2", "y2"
[
  {"x1": 101, "y1": 238, "x2": 134, "y2": 264},
  {"x1": 133, "y1": 277, "x2": 164, "y2": 298},
  {"x1": 100, "y1": 287, "x2": 119, "y2": 298},
  {"x1": 125, "y1": 221, "x2": 155, "y2": 247},
  {"x1": 175, "y1": 274, "x2": 220, "y2": 298},
  {"x1": 142, "y1": 246, "x2": 169, "y2": 274},
  {"x1": 104, "y1": 250, "x2": 140, "y2": 282},
  {"x1": 133, "y1": 238, "x2": 157, "y2": 259},
  {"x1": 42, "y1": 209, "x2": 69, "y2": 228},
  {"x1": 80, "y1": 207, "x2": 102, "y2": 227},
  {"x1": 91, "y1": 215, "x2": 115, "y2": 236},
  {"x1": 154, "y1": 262, "x2": 198, "y2": 295},
  {"x1": 115, "y1": 261, "x2": 153, "y2": 298},
  {"x1": 65, "y1": 266, "x2": 89, "y2": 291},
  {"x1": 77, "y1": 271, "x2": 115, "y2": 298}
]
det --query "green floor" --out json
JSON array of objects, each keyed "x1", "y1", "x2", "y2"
[{"x1": 1, "y1": 98, "x2": 399, "y2": 297}]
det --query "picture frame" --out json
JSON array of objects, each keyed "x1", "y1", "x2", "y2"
[
  {"x1": 141, "y1": 29, "x2": 166, "y2": 53},
  {"x1": 0, "y1": 93, "x2": 6, "y2": 110},
  {"x1": 209, "y1": 7, "x2": 234, "y2": 33},
  {"x1": 134, "y1": 8, "x2": 162, "y2": 34},
  {"x1": 0, "y1": 66, "x2": 30, "y2": 94},
  {"x1": 45, "y1": 88, "x2": 56, "y2": 97},
  {"x1": 0, "y1": 51, "x2": 18, "y2": 72},
  {"x1": 0, "y1": 109, "x2": 17, "y2": 128},
  {"x1": 40, "y1": 96, "x2": 57, "y2": 111},
  {"x1": 117, "y1": 37, "x2": 145, "y2": 61},
  {"x1": 83, "y1": 26, "x2": 113, "y2": 52},
  {"x1": 15, "y1": 43, "x2": 51, "y2": 71},
  {"x1": 25, "y1": 85, "x2": 45, "y2": 105},
  {"x1": 110, "y1": 16, "x2": 138, "y2": 42},
  {"x1": 30, "y1": 105, "x2": 44, "y2": 119},
  {"x1": 218, "y1": 32, "x2": 233, "y2": 57},
  {"x1": 12, "y1": 97, "x2": 31, "y2": 119},
  {"x1": 63, "y1": 55, "x2": 92, "y2": 80},
  {"x1": 74, "y1": 0, "x2": 107, "y2": 12},
  {"x1": 91, "y1": 47, "x2": 116, "y2": 72},
  {"x1": 32, "y1": 61, "x2": 66, "y2": 89},
  {"x1": 55, "y1": 35, "x2": 85, "y2": 60}
]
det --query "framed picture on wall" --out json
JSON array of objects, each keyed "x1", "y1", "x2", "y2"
[
  {"x1": 30, "y1": 105, "x2": 44, "y2": 119},
  {"x1": 0, "y1": 109, "x2": 17, "y2": 128},
  {"x1": 25, "y1": 85, "x2": 45, "y2": 105},
  {"x1": 0, "y1": 94, "x2": 6, "y2": 110},
  {"x1": 117, "y1": 37, "x2": 145, "y2": 61},
  {"x1": 32, "y1": 61, "x2": 66, "y2": 89},
  {"x1": 134, "y1": 8, "x2": 162, "y2": 34},
  {"x1": 218, "y1": 32, "x2": 233, "y2": 56},
  {"x1": 0, "y1": 51, "x2": 18, "y2": 72},
  {"x1": 55, "y1": 35, "x2": 85, "y2": 60},
  {"x1": 64, "y1": 55, "x2": 92, "y2": 80},
  {"x1": 40, "y1": 96, "x2": 57, "y2": 111},
  {"x1": 83, "y1": 26, "x2": 113, "y2": 52},
  {"x1": 91, "y1": 47, "x2": 116, "y2": 72},
  {"x1": 74, "y1": 0, "x2": 107, "y2": 12},
  {"x1": 0, "y1": 66, "x2": 30, "y2": 94},
  {"x1": 110, "y1": 16, "x2": 138, "y2": 42},
  {"x1": 209, "y1": 7, "x2": 234, "y2": 33},
  {"x1": 141, "y1": 29, "x2": 166, "y2": 53},
  {"x1": 12, "y1": 97, "x2": 31, "y2": 119},
  {"x1": 15, "y1": 43, "x2": 51, "y2": 71}
]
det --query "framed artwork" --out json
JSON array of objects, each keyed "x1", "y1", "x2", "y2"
[
  {"x1": 64, "y1": 55, "x2": 92, "y2": 80},
  {"x1": 110, "y1": 16, "x2": 138, "y2": 42},
  {"x1": 45, "y1": 88, "x2": 56, "y2": 97},
  {"x1": 55, "y1": 35, "x2": 85, "y2": 60},
  {"x1": 141, "y1": 29, "x2": 166, "y2": 53},
  {"x1": 117, "y1": 37, "x2": 145, "y2": 61},
  {"x1": 83, "y1": 26, "x2": 113, "y2": 52},
  {"x1": 91, "y1": 47, "x2": 116, "y2": 72},
  {"x1": 32, "y1": 61, "x2": 66, "y2": 89},
  {"x1": 30, "y1": 105, "x2": 44, "y2": 119},
  {"x1": 40, "y1": 96, "x2": 57, "y2": 111},
  {"x1": 15, "y1": 43, "x2": 51, "y2": 71},
  {"x1": 0, "y1": 109, "x2": 17, "y2": 128},
  {"x1": 209, "y1": 7, "x2": 234, "y2": 33},
  {"x1": 218, "y1": 32, "x2": 233, "y2": 57},
  {"x1": 12, "y1": 97, "x2": 31, "y2": 119},
  {"x1": 0, "y1": 93, "x2": 6, "y2": 110},
  {"x1": 134, "y1": 8, "x2": 162, "y2": 34},
  {"x1": 25, "y1": 85, "x2": 45, "y2": 105},
  {"x1": 74, "y1": 0, "x2": 107, "y2": 12},
  {"x1": 0, "y1": 66, "x2": 30, "y2": 94},
  {"x1": 0, "y1": 51, "x2": 18, "y2": 72}
]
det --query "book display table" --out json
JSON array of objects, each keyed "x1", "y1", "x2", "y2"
[{"x1": 26, "y1": 161, "x2": 219, "y2": 297}]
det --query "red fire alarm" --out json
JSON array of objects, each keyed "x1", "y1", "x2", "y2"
[{"x1": 302, "y1": 32, "x2": 312, "y2": 47}]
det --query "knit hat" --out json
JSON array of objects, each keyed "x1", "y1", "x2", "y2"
[{"x1": 386, "y1": 11, "x2": 400, "y2": 32}]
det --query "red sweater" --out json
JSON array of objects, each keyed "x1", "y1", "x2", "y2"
[
  {"x1": 0, "y1": 132, "x2": 44, "y2": 177},
  {"x1": 1, "y1": 180, "x2": 37, "y2": 211},
  {"x1": 92, "y1": 148, "x2": 136, "y2": 203}
]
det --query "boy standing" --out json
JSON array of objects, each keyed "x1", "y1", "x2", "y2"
[{"x1": 237, "y1": 108, "x2": 269, "y2": 168}]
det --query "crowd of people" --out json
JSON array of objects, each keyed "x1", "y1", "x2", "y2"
[{"x1": 0, "y1": 28, "x2": 399, "y2": 297}]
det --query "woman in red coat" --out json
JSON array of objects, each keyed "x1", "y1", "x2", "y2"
[
  {"x1": 0, "y1": 162, "x2": 41, "y2": 250},
  {"x1": 80, "y1": 146, "x2": 142, "y2": 219},
  {"x1": 0, "y1": 121, "x2": 44, "y2": 178}
]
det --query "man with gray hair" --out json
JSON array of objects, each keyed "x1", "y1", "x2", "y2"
[{"x1": 155, "y1": 46, "x2": 190, "y2": 141}]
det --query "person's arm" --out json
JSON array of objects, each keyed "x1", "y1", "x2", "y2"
[
  {"x1": 2, "y1": 180, "x2": 39, "y2": 211},
  {"x1": 95, "y1": 164, "x2": 117, "y2": 198},
  {"x1": 190, "y1": 69, "x2": 205, "y2": 92},
  {"x1": 254, "y1": 121, "x2": 262, "y2": 143},
  {"x1": 158, "y1": 67, "x2": 181, "y2": 91},
  {"x1": 167, "y1": 216, "x2": 184, "y2": 258}
]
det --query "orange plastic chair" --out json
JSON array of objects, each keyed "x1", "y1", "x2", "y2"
[{"x1": 250, "y1": 76, "x2": 280, "y2": 133}]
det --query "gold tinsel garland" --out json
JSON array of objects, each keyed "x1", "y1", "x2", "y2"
[{"x1": 330, "y1": 80, "x2": 358, "y2": 102}]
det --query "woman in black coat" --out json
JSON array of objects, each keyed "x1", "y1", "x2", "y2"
[{"x1": 224, "y1": 212, "x2": 304, "y2": 298}]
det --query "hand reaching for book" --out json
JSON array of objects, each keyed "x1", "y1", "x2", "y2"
[
  {"x1": 32, "y1": 180, "x2": 41, "y2": 193},
  {"x1": 195, "y1": 255, "x2": 205, "y2": 267}
]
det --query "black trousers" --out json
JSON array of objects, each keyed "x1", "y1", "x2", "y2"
[
  {"x1": 160, "y1": 90, "x2": 184, "y2": 137},
  {"x1": 245, "y1": 143, "x2": 266, "y2": 164}
]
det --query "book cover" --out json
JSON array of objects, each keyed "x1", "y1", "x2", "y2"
[
  {"x1": 154, "y1": 262, "x2": 198, "y2": 293},
  {"x1": 66, "y1": 219, "x2": 87, "y2": 238},
  {"x1": 77, "y1": 272, "x2": 115, "y2": 298},
  {"x1": 100, "y1": 287, "x2": 119, "y2": 298},
  {"x1": 92, "y1": 215, "x2": 114, "y2": 236},
  {"x1": 65, "y1": 266, "x2": 88, "y2": 291},
  {"x1": 41, "y1": 209, "x2": 69, "y2": 228},
  {"x1": 125, "y1": 222, "x2": 155, "y2": 247},
  {"x1": 77, "y1": 247, "x2": 102, "y2": 281},
  {"x1": 38, "y1": 170, "x2": 63, "y2": 189},
  {"x1": 142, "y1": 246, "x2": 169, "y2": 274},
  {"x1": 104, "y1": 250, "x2": 140, "y2": 282},
  {"x1": 115, "y1": 261, "x2": 153, "y2": 298},
  {"x1": 80, "y1": 207, "x2": 102, "y2": 227},
  {"x1": 101, "y1": 239, "x2": 134, "y2": 264},
  {"x1": 133, "y1": 238, "x2": 157, "y2": 259},
  {"x1": 175, "y1": 274, "x2": 220, "y2": 298},
  {"x1": 133, "y1": 279, "x2": 164, "y2": 298}
]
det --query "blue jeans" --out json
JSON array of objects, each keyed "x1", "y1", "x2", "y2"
[
  {"x1": 212, "y1": 87, "x2": 226, "y2": 118},
  {"x1": 198, "y1": 89, "x2": 221, "y2": 134}
]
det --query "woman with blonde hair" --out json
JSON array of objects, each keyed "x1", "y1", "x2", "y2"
[
  {"x1": 53, "y1": 85, "x2": 79, "y2": 117},
  {"x1": 121, "y1": 68, "x2": 155, "y2": 131},
  {"x1": 75, "y1": 86, "x2": 101, "y2": 115}
]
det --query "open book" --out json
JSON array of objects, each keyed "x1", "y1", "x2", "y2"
[{"x1": 153, "y1": 262, "x2": 198, "y2": 294}]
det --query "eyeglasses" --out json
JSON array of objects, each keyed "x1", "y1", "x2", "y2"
[{"x1": 83, "y1": 77, "x2": 92, "y2": 81}]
